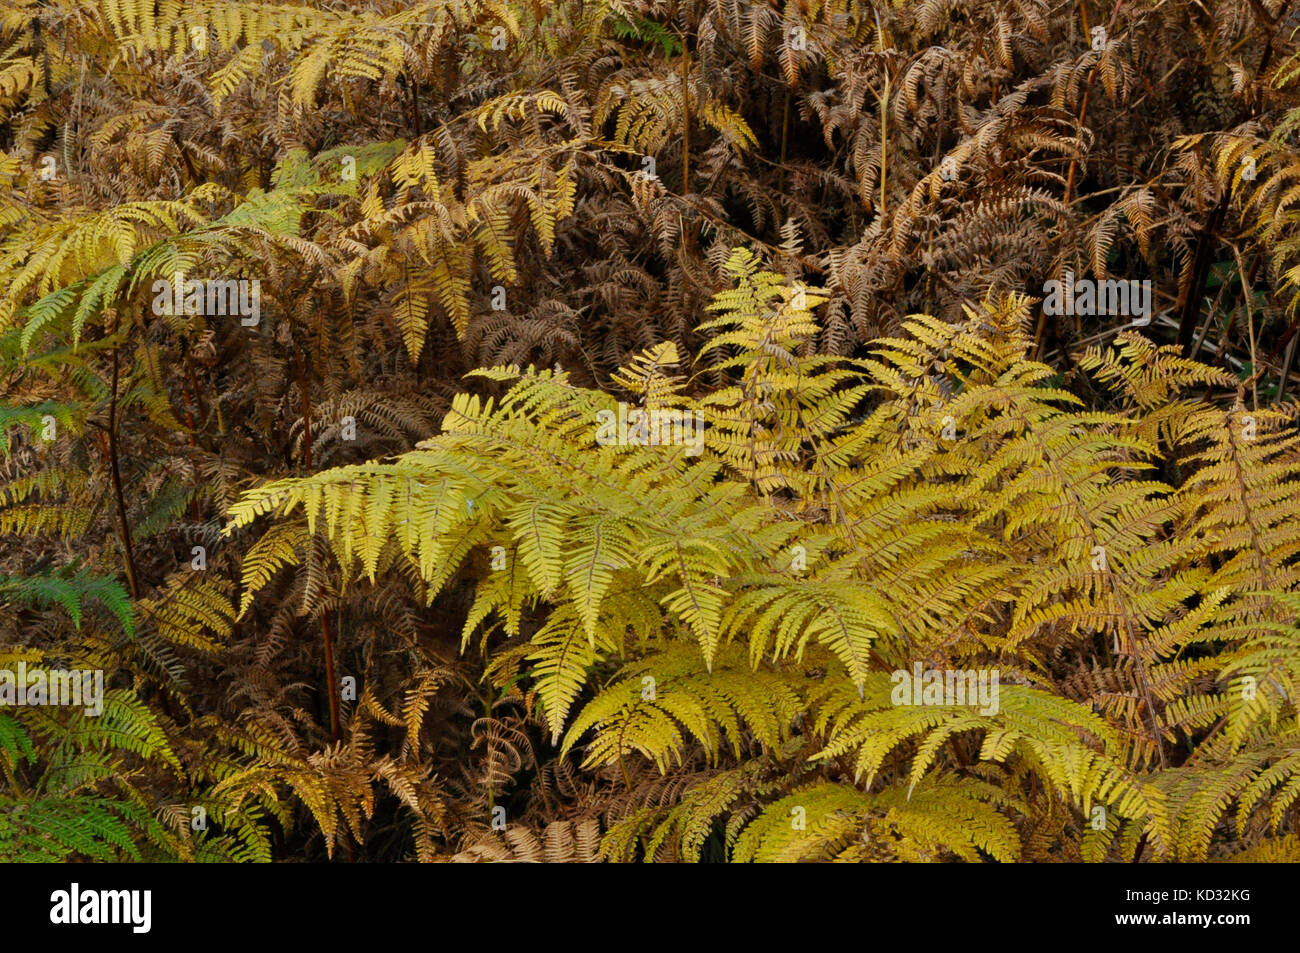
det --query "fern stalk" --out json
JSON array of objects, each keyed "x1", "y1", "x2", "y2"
[
  {"x1": 294, "y1": 347, "x2": 344, "y2": 745},
  {"x1": 679, "y1": 26, "x2": 690, "y2": 194},
  {"x1": 106, "y1": 346, "x2": 140, "y2": 602},
  {"x1": 778, "y1": 90, "x2": 790, "y2": 194},
  {"x1": 876, "y1": 10, "x2": 889, "y2": 218}
]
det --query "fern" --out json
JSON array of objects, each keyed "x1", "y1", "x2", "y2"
[{"x1": 227, "y1": 249, "x2": 1300, "y2": 861}]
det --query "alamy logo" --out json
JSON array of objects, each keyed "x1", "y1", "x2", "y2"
[
  {"x1": 1042, "y1": 271, "x2": 1151, "y2": 325},
  {"x1": 0, "y1": 662, "x2": 102, "y2": 716},
  {"x1": 891, "y1": 662, "x2": 1000, "y2": 715},
  {"x1": 50, "y1": 884, "x2": 151, "y2": 933},
  {"x1": 151, "y1": 272, "x2": 260, "y2": 326},
  {"x1": 595, "y1": 402, "x2": 705, "y2": 456},
  {"x1": 174, "y1": 518, "x2": 223, "y2": 546}
]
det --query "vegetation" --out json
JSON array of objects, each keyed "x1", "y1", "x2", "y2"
[{"x1": 2, "y1": 0, "x2": 1300, "y2": 862}]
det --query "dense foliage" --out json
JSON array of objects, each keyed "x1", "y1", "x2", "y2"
[{"x1": 2, "y1": 0, "x2": 1300, "y2": 862}]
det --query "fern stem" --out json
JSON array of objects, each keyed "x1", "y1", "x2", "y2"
[
  {"x1": 875, "y1": 11, "x2": 889, "y2": 219},
  {"x1": 295, "y1": 350, "x2": 313, "y2": 474},
  {"x1": 293, "y1": 346, "x2": 353, "y2": 860},
  {"x1": 1064, "y1": 0, "x2": 1125, "y2": 248},
  {"x1": 618, "y1": 751, "x2": 632, "y2": 793},
  {"x1": 680, "y1": 27, "x2": 690, "y2": 194},
  {"x1": 182, "y1": 357, "x2": 207, "y2": 522},
  {"x1": 321, "y1": 608, "x2": 342, "y2": 743},
  {"x1": 411, "y1": 77, "x2": 422, "y2": 139},
  {"x1": 779, "y1": 89, "x2": 790, "y2": 194},
  {"x1": 296, "y1": 348, "x2": 345, "y2": 743},
  {"x1": 1278, "y1": 335, "x2": 1297, "y2": 401},
  {"x1": 107, "y1": 346, "x2": 140, "y2": 602},
  {"x1": 1122, "y1": 615, "x2": 1167, "y2": 770},
  {"x1": 879, "y1": 79, "x2": 887, "y2": 218},
  {"x1": 1177, "y1": 200, "x2": 1230, "y2": 357},
  {"x1": 1132, "y1": 831, "x2": 1148, "y2": 862},
  {"x1": 1233, "y1": 246, "x2": 1259, "y2": 410}
]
